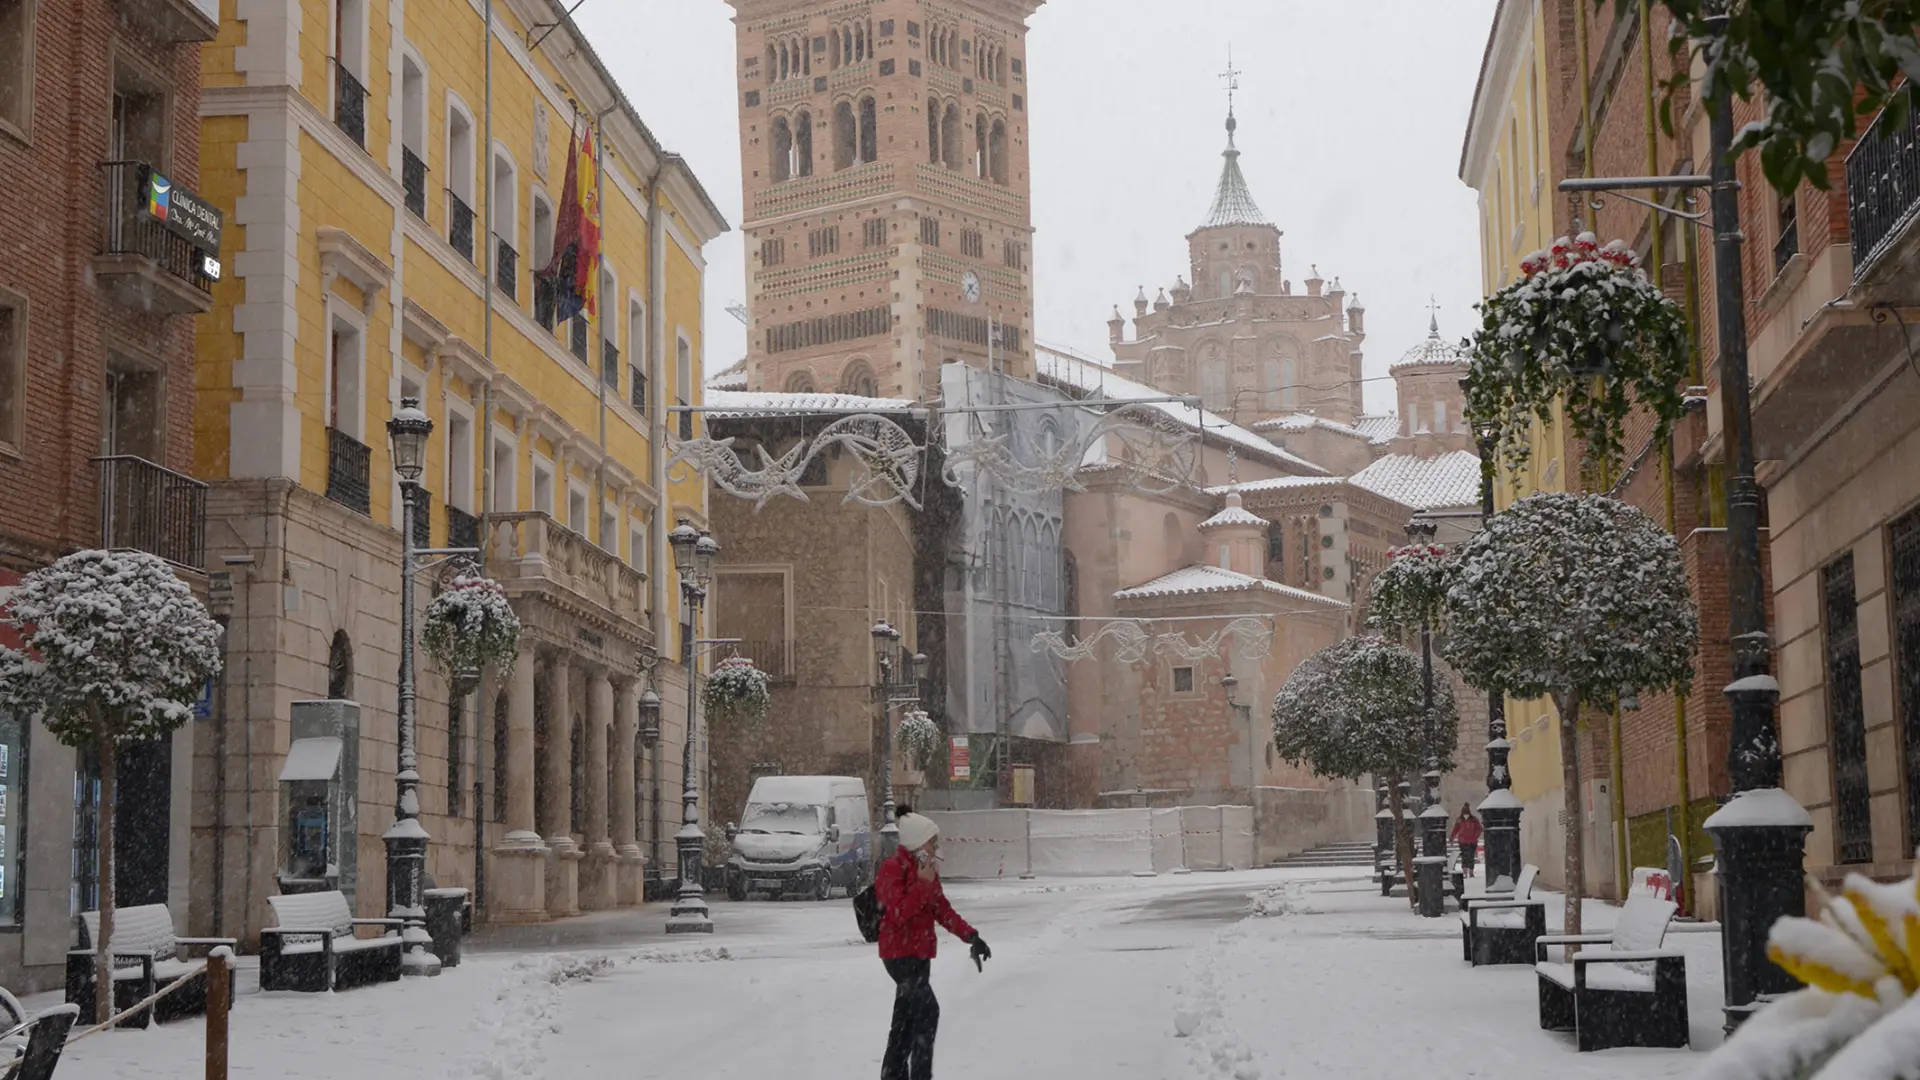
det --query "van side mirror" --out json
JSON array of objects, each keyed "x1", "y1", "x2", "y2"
[
  {"x1": 725, "y1": 821, "x2": 738, "y2": 841},
  {"x1": 828, "y1": 824, "x2": 841, "y2": 843}
]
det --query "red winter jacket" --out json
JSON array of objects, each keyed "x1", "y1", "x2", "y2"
[
  {"x1": 1450, "y1": 816, "x2": 1483, "y2": 846},
  {"x1": 875, "y1": 846, "x2": 976, "y2": 961}
]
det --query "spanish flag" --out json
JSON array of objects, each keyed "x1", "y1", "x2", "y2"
[{"x1": 540, "y1": 121, "x2": 602, "y2": 324}]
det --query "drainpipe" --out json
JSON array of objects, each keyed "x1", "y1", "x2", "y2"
[
  {"x1": 474, "y1": 0, "x2": 496, "y2": 917},
  {"x1": 647, "y1": 156, "x2": 670, "y2": 863}
]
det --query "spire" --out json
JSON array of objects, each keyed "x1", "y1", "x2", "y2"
[
  {"x1": 1200, "y1": 52, "x2": 1268, "y2": 231},
  {"x1": 1427, "y1": 296, "x2": 1442, "y2": 337}
]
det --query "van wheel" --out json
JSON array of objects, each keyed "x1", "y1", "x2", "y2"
[{"x1": 813, "y1": 872, "x2": 832, "y2": 902}]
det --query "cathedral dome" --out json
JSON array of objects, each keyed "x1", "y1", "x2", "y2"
[{"x1": 1392, "y1": 315, "x2": 1466, "y2": 371}]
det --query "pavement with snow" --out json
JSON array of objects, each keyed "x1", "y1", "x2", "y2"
[{"x1": 45, "y1": 867, "x2": 1728, "y2": 1078}]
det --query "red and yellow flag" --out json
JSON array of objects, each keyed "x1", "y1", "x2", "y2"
[{"x1": 542, "y1": 120, "x2": 603, "y2": 323}]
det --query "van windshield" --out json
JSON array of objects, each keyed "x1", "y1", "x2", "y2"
[{"x1": 738, "y1": 802, "x2": 825, "y2": 835}]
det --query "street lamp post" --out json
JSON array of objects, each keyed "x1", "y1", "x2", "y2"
[
  {"x1": 870, "y1": 622, "x2": 928, "y2": 863},
  {"x1": 383, "y1": 398, "x2": 441, "y2": 976},
  {"x1": 638, "y1": 679, "x2": 662, "y2": 897},
  {"x1": 1405, "y1": 517, "x2": 1449, "y2": 918},
  {"x1": 666, "y1": 518, "x2": 718, "y2": 934},
  {"x1": 1469, "y1": 424, "x2": 1522, "y2": 889}
]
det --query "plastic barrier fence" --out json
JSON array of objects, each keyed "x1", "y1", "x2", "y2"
[{"x1": 925, "y1": 806, "x2": 1257, "y2": 878}]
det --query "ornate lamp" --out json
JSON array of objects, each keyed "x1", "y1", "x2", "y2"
[
  {"x1": 386, "y1": 398, "x2": 432, "y2": 483},
  {"x1": 638, "y1": 684, "x2": 661, "y2": 748}
]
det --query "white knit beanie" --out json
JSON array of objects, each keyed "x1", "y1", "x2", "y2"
[{"x1": 895, "y1": 813, "x2": 939, "y2": 853}]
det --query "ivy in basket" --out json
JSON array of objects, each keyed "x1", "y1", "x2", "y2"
[
  {"x1": 896, "y1": 709, "x2": 941, "y2": 770},
  {"x1": 702, "y1": 655, "x2": 772, "y2": 726},
  {"x1": 421, "y1": 574, "x2": 523, "y2": 681},
  {"x1": 1465, "y1": 233, "x2": 1691, "y2": 484}
]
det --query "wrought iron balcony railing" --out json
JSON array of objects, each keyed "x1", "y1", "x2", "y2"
[
  {"x1": 495, "y1": 236, "x2": 517, "y2": 299},
  {"x1": 449, "y1": 192, "x2": 475, "y2": 262},
  {"x1": 446, "y1": 504, "x2": 481, "y2": 552},
  {"x1": 326, "y1": 426, "x2": 372, "y2": 516},
  {"x1": 1848, "y1": 96, "x2": 1920, "y2": 279},
  {"x1": 533, "y1": 274, "x2": 557, "y2": 330},
  {"x1": 98, "y1": 161, "x2": 215, "y2": 299},
  {"x1": 409, "y1": 487, "x2": 432, "y2": 549},
  {"x1": 402, "y1": 147, "x2": 427, "y2": 219},
  {"x1": 571, "y1": 316, "x2": 589, "y2": 362},
  {"x1": 629, "y1": 365, "x2": 647, "y2": 413},
  {"x1": 333, "y1": 61, "x2": 368, "y2": 147},
  {"x1": 602, "y1": 339, "x2": 619, "y2": 388},
  {"x1": 1774, "y1": 214, "x2": 1799, "y2": 274},
  {"x1": 93, "y1": 455, "x2": 208, "y2": 570}
]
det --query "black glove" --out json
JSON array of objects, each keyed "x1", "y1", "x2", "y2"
[{"x1": 969, "y1": 933, "x2": 991, "y2": 971}]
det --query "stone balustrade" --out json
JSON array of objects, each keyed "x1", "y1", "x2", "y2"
[{"x1": 488, "y1": 511, "x2": 647, "y2": 627}]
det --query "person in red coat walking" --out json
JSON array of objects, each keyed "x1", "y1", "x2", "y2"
[
  {"x1": 874, "y1": 811, "x2": 988, "y2": 1080},
  {"x1": 1449, "y1": 804, "x2": 1483, "y2": 877}
]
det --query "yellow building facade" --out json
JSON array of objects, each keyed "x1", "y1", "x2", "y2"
[
  {"x1": 1459, "y1": 0, "x2": 1572, "y2": 888},
  {"x1": 193, "y1": 0, "x2": 726, "y2": 937}
]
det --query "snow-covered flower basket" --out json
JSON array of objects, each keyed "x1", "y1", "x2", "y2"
[
  {"x1": 1695, "y1": 869, "x2": 1920, "y2": 1080},
  {"x1": 1466, "y1": 232, "x2": 1691, "y2": 481},
  {"x1": 897, "y1": 709, "x2": 941, "y2": 770},
  {"x1": 701, "y1": 655, "x2": 771, "y2": 726},
  {"x1": 1366, "y1": 543, "x2": 1452, "y2": 638},
  {"x1": 421, "y1": 575, "x2": 522, "y2": 682}
]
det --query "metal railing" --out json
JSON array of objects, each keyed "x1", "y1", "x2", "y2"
[
  {"x1": 677, "y1": 399, "x2": 693, "y2": 441},
  {"x1": 93, "y1": 455, "x2": 208, "y2": 570},
  {"x1": 533, "y1": 274, "x2": 557, "y2": 329},
  {"x1": 448, "y1": 192, "x2": 475, "y2": 262},
  {"x1": 495, "y1": 236, "x2": 517, "y2": 299},
  {"x1": 326, "y1": 426, "x2": 372, "y2": 516},
  {"x1": 629, "y1": 364, "x2": 646, "y2": 413},
  {"x1": 447, "y1": 504, "x2": 481, "y2": 551},
  {"x1": 402, "y1": 148, "x2": 427, "y2": 219},
  {"x1": 602, "y1": 339, "x2": 619, "y2": 388},
  {"x1": 410, "y1": 487, "x2": 432, "y2": 549},
  {"x1": 98, "y1": 161, "x2": 215, "y2": 295},
  {"x1": 733, "y1": 639, "x2": 792, "y2": 677},
  {"x1": 1773, "y1": 214, "x2": 1799, "y2": 274},
  {"x1": 570, "y1": 316, "x2": 589, "y2": 361},
  {"x1": 333, "y1": 61, "x2": 368, "y2": 147},
  {"x1": 1848, "y1": 95, "x2": 1920, "y2": 279}
]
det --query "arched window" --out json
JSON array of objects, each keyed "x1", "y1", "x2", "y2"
[
  {"x1": 1280, "y1": 358, "x2": 1297, "y2": 408},
  {"x1": 770, "y1": 116, "x2": 793, "y2": 182},
  {"x1": 1198, "y1": 345, "x2": 1229, "y2": 411},
  {"x1": 1218, "y1": 269, "x2": 1233, "y2": 298},
  {"x1": 974, "y1": 111, "x2": 988, "y2": 178},
  {"x1": 844, "y1": 25, "x2": 854, "y2": 65},
  {"x1": 927, "y1": 97, "x2": 940, "y2": 165},
  {"x1": 1041, "y1": 522, "x2": 1060, "y2": 609},
  {"x1": 1062, "y1": 549, "x2": 1080, "y2": 643},
  {"x1": 766, "y1": 44, "x2": 777, "y2": 77},
  {"x1": 833, "y1": 100, "x2": 857, "y2": 171},
  {"x1": 989, "y1": 119, "x2": 1008, "y2": 185},
  {"x1": 941, "y1": 103, "x2": 961, "y2": 170},
  {"x1": 829, "y1": 29, "x2": 841, "y2": 69},
  {"x1": 840, "y1": 359, "x2": 877, "y2": 397},
  {"x1": 859, "y1": 96, "x2": 878, "y2": 164},
  {"x1": 947, "y1": 30, "x2": 959, "y2": 70},
  {"x1": 798, "y1": 35, "x2": 810, "y2": 76},
  {"x1": 784, "y1": 369, "x2": 817, "y2": 393},
  {"x1": 1162, "y1": 512, "x2": 1183, "y2": 565},
  {"x1": 794, "y1": 110, "x2": 813, "y2": 177},
  {"x1": 778, "y1": 40, "x2": 789, "y2": 82},
  {"x1": 328, "y1": 630, "x2": 355, "y2": 700},
  {"x1": 855, "y1": 21, "x2": 865, "y2": 62}
]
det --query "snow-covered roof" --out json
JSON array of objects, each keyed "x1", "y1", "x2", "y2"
[
  {"x1": 1113, "y1": 564, "x2": 1346, "y2": 608},
  {"x1": 1198, "y1": 502, "x2": 1268, "y2": 530},
  {"x1": 1207, "y1": 474, "x2": 1342, "y2": 495},
  {"x1": 1352, "y1": 414, "x2": 1401, "y2": 445},
  {"x1": 1032, "y1": 346, "x2": 1328, "y2": 476},
  {"x1": 1392, "y1": 316, "x2": 1467, "y2": 371},
  {"x1": 1253, "y1": 413, "x2": 1373, "y2": 441},
  {"x1": 704, "y1": 389, "x2": 918, "y2": 418},
  {"x1": 1197, "y1": 117, "x2": 1270, "y2": 231},
  {"x1": 706, "y1": 359, "x2": 748, "y2": 391},
  {"x1": 1348, "y1": 450, "x2": 1483, "y2": 510}
]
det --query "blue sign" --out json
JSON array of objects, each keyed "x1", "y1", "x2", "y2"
[{"x1": 193, "y1": 679, "x2": 213, "y2": 720}]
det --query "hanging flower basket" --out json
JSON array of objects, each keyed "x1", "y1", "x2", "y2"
[
  {"x1": 421, "y1": 575, "x2": 522, "y2": 682},
  {"x1": 1466, "y1": 233, "x2": 1691, "y2": 482},
  {"x1": 702, "y1": 656, "x2": 772, "y2": 727},
  {"x1": 1366, "y1": 543, "x2": 1452, "y2": 638},
  {"x1": 897, "y1": 709, "x2": 941, "y2": 770}
]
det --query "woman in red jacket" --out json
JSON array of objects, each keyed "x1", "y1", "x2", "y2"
[
  {"x1": 875, "y1": 811, "x2": 989, "y2": 1080},
  {"x1": 1449, "y1": 804, "x2": 1483, "y2": 877}
]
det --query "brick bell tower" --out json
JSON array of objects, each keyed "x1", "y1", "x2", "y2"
[{"x1": 727, "y1": 0, "x2": 1044, "y2": 398}]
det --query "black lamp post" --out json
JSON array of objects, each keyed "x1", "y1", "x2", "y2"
[
  {"x1": 638, "y1": 680, "x2": 662, "y2": 893},
  {"x1": 383, "y1": 398, "x2": 441, "y2": 975},
  {"x1": 666, "y1": 517, "x2": 718, "y2": 934},
  {"x1": 1405, "y1": 516, "x2": 1448, "y2": 917},
  {"x1": 871, "y1": 622, "x2": 928, "y2": 861}
]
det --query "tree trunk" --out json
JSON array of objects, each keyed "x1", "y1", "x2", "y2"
[
  {"x1": 95, "y1": 733, "x2": 118, "y2": 1028},
  {"x1": 1556, "y1": 691, "x2": 1583, "y2": 940},
  {"x1": 1388, "y1": 776, "x2": 1416, "y2": 911}
]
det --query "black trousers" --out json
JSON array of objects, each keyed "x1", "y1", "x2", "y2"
[
  {"x1": 882, "y1": 958, "x2": 938, "y2": 1080},
  {"x1": 1459, "y1": 840, "x2": 1477, "y2": 874}
]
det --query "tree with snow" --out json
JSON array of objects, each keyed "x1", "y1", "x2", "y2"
[
  {"x1": 0, "y1": 550, "x2": 222, "y2": 1024},
  {"x1": 1441, "y1": 492, "x2": 1697, "y2": 937},
  {"x1": 1272, "y1": 635, "x2": 1457, "y2": 909}
]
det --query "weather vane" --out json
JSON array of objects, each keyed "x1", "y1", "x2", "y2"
[{"x1": 1220, "y1": 47, "x2": 1242, "y2": 120}]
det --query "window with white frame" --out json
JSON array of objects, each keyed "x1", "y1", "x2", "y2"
[
  {"x1": 0, "y1": 286, "x2": 24, "y2": 454},
  {"x1": 531, "y1": 455, "x2": 554, "y2": 516},
  {"x1": 627, "y1": 298, "x2": 647, "y2": 412},
  {"x1": 600, "y1": 507, "x2": 617, "y2": 553},
  {"x1": 1, "y1": 0, "x2": 39, "y2": 139},
  {"x1": 326, "y1": 308, "x2": 366, "y2": 440},
  {"x1": 567, "y1": 484, "x2": 588, "y2": 535},
  {"x1": 446, "y1": 97, "x2": 476, "y2": 236},
  {"x1": 446, "y1": 407, "x2": 474, "y2": 512},
  {"x1": 629, "y1": 516, "x2": 646, "y2": 571},
  {"x1": 490, "y1": 437, "x2": 517, "y2": 510}
]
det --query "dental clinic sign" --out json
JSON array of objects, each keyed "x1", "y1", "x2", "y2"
[{"x1": 142, "y1": 166, "x2": 224, "y2": 278}]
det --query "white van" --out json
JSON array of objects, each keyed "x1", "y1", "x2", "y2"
[{"x1": 724, "y1": 776, "x2": 872, "y2": 901}]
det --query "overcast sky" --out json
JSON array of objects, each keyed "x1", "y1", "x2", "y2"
[{"x1": 574, "y1": 1, "x2": 1498, "y2": 416}]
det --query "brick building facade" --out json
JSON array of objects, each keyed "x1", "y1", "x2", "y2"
[{"x1": 0, "y1": 0, "x2": 220, "y2": 989}]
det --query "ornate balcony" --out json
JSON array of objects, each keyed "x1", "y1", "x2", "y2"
[
  {"x1": 602, "y1": 339, "x2": 619, "y2": 388},
  {"x1": 94, "y1": 161, "x2": 215, "y2": 316},
  {"x1": 447, "y1": 504, "x2": 481, "y2": 552},
  {"x1": 409, "y1": 487, "x2": 432, "y2": 549},
  {"x1": 325, "y1": 427, "x2": 372, "y2": 516},
  {"x1": 487, "y1": 512, "x2": 651, "y2": 659},
  {"x1": 93, "y1": 455, "x2": 208, "y2": 570},
  {"x1": 402, "y1": 148, "x2": 427, "y2": 219},
  {"x1": 333, "y1": 62, "x2": 368, "y2": 148},
  {"x1": 449, "y1": 193, "x2": 475, "y2": 262},
  {"x1": 495, "y1": 236, "x2": 517, "y2": 299}
]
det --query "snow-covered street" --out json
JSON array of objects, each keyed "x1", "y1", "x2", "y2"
[{"x1": 46, "y1": 867, "x2": 1728, "y2": 1079}]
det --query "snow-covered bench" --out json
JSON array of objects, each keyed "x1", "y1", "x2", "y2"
[
  {"x1": 260, "y1": 891, "x2": 404, "y2": 993},
  {"x1": 1535, "y1": 895, "x2": 1689, "y2": 1052},
  {"x1": 0, "y1": 989, "x2": 79, "y2": 1080},
  {"x1": 1459, "y1": 863, "x2": 1543, "y2": 965},
  {"x1": 65, "y1": 903, "x2": 236, "y2": 1027}
]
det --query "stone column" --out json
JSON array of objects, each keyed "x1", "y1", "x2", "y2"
[
  {"x1": 488, "y1": 639, "x2": 547, "y2": 922},
  {"x1": 543, "y1": 654, "x2": 580, "y2": 917},
  {"x1": 580, "y1": 669, "x2": 617, "y2": 910},
  {"x1": 612, "y1": 677, "x2": 644, "y2": 906}
]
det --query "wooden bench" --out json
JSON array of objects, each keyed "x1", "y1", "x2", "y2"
[
  {"x1": 65, "y1": 904, "x2": 236, "y2": 1028},
  {"x1": 1535, "y1": 895, "x2": 1689, "y2": 1052},
  {"x1": 261, "y1": 891, "x2": 404, "y2": 993},
  {"x1": 1459, "y1": 864, "x2": 1543, "y2": 965},
  {"x1": 0, "y1": 990, "x2": 79, "y2": 1080}
]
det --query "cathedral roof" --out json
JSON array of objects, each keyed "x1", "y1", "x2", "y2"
[
  {"x1": 1392, "y1": 315, "x2": 1468, "y2": 371},
  {"x1": 1197, "y1": 112, "x2": 1270, "y2": 231},
  {"x1": 1199, "y1": 491, "x2": 1268, "y2": 530},
  {"x1": 1351, "y1": 414, "x2": 1402, "y2": 445},
  {"x1": 707, "y1": 358, "x2": 749, "y2": 391},
  {"x1": 1113, "y1": 564, "x2": 1347, "y2": 607},
  {"x1": 1348, "y1": 450, "x2": 1483, "y2": 510},
  {"x1": 704, "y1": 389, "x2": 917, "y2": 417}
]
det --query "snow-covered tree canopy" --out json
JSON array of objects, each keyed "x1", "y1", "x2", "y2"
[
  {"x1": 1270, "y1": 635, "x2": 1458, "y2": 783},
  {"x1": 421, "y1": 574, "x2": 522, "y2": 681},
  {"x1": 1366, "y1": 543, "x2": 1452, "y2": 638},
  {"x1": 1441, "y1": 492, "x2": 1698, "y2": 706},
  {"x1": 0, "y1": 549, "x2": 223, "y2": 747},
  {"x1": 1465, "y1": 233, "x2": 1691, "y2": 483}
]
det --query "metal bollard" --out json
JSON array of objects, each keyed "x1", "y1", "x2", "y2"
[
  {"x1": 206, "y1": 946, "x2": 232, "y2": 1080},
  {"x1": 1414, "y1": 856, "x2": 1446, "y2": 918}
]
